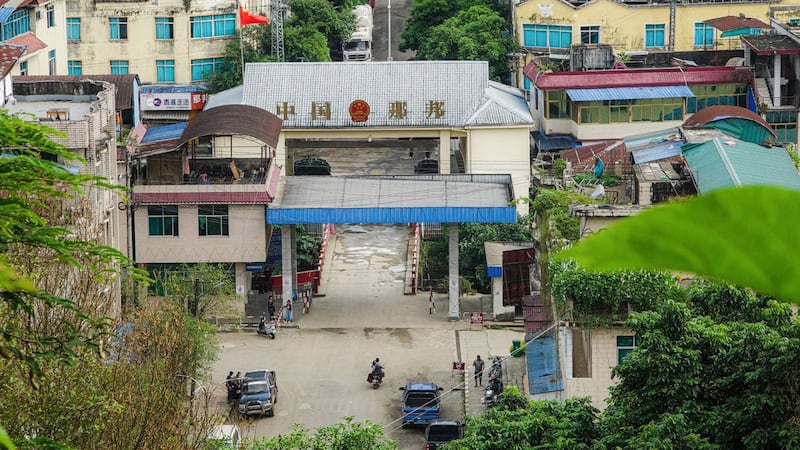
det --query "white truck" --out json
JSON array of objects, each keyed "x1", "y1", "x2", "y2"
[{"x1": 342, "y1": 4, "x2": 373, "y2": 62}]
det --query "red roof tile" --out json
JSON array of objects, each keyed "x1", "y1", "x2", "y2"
[
  {"x1": 525, "y1": 65, "x2": 753, "y2": 90},
  {"x1": 704, "y1": 15, "x2": 769, "y2": 32},
  {"x1": 0, "y1": 43, "x2": 24, "y2": 78},
  {"x1": 8, "y1": 32, "x2": 46, "y2": 54},
  {"x1": 133, "y1": 191, "x2": 273, "y2": 205}
]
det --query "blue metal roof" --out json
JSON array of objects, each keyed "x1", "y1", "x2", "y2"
[
  {"x1": 532, "y1": 130, "x2": 579, "y2": 152},
  {"x1": 0, "y1": 7, "x2": 15, "y2": 23},
  {"x1": 566, "y1": 85, "x2": 695, "y2": 101},
  {"x1": 140, "y1": 85, "x2": 208, "y2": 94},
  {"x1": 141, "y1": 122, "x2": 187, "y2": 144},
  {"x1": 526, "y1": 332, "x2": 564, "y2": 395},
  {"x1": 267, "y1": 206, "x2": 517, "y2": 225},
  {"x1": 631, "y1": 141, "x2": 684, "y2": 164}
]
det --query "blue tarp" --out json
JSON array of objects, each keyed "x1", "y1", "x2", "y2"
[
  {"x1": 526, "y1": 332, "x2": 564, "y2": 395},
  {"x1": 141, "y1": 122, "x2": 187, "y2": 144},
  {"x1": 631, "y1": 141, "x2": 684, "y2": 164},
  {"x1": 267, "y1": 206, "x2": 518, "y2": 225},
  {"x1": 532, "y1": 130, "x2": 579, "y2": 152},
  {"x1": 565, "y1": 85, "x2": 695, "y2": 102}
]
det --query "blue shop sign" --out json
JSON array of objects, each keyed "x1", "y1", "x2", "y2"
[{"x1": 246, "y1": 263, "x2": 266, "y2": 272}]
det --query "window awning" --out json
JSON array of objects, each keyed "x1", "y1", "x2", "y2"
[{"x1": 565, "y1": 85, "x2": 695, "y2": 101}]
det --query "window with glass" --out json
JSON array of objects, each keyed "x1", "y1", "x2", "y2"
[
  {"x1": 523, "y1": 24, "x2": 572, "y2": 48},
  {"x1": 46, "y1": 5, "x2": 54, "y2": 28},
  {"x1": 765, "y1": 111, "x2": 798, "y2": 144},
  {"x1": 2, "y1": 10, "x2": 30, "y2": 41},
  {"x1": 546, "y1": 91, "x2": 570, "y2": 119},
  {"x1": 617, "y1": 335, "x2": 637, "y2": 365},
  {"x1": 110, "y1": 60, "x2": 129, "y2": 74},
  {"x1": 694, "y1": 23, "x2": 714, "y2": 47},
  {"x1": 110, "y1": 17, "x2": 128, "y2": 40},
  {"x1": 580, "y1": 25, "x2": 600, "y2": 44},
  {"x1": 190, "y1": 14, "x2": 235, "y2": 38},
  {"x1": 66, "y1": 17, "x2": 80, "y2": 40},
  {"x1": 48, "y1": 50, "x2": 56, "y2": 75},
  {"x1": 156, "y1": 60, "x2": 175, "y2": 83},
  {"x1": 645, "y1": 24, "x2": 665, "y2": 48},
  {"x1": 148, "y1": 205, "x2": 179, "y2": 236},
  {"x1": 198, "y1": 205, "x2": 229, "y2": 236},
  {"x1": 19, "y1": 61, "x2": 27, "y2": 76},
  {"x1": 687, "y1": 84, "x2": 747, "y2": 113},
  {"x1": 68, "y1": 60, "x2": 82, "y2": 75},
  {"x1": 630, "y1": 97, "x2": 684, "y2": 122},
  {"x1": 191, "y1": 57, "x2": 226, "y2": 82},
  {"x1": 155, "y1": 17, "x2": 174, "y2": 40}
]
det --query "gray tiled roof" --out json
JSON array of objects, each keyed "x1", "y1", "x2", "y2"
[
  {"x1": 466, "y1": 81, "x2": 533, "y2": 126},
  {"x1": 242, "y1": 61, "x2": 531, "y2": 128}
]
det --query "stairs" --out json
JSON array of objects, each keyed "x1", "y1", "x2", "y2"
[{"x1": 755, "y1": 78, "x2": 773, "y2": 109}]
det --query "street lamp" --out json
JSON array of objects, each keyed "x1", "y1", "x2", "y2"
[{"x1": 387, "y1": 0, "x2": 393, "y2": 61}]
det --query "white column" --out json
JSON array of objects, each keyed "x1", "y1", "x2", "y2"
[
  {"x1": 773, "y1": 55, "x2": 782, "y2": 107},
  {"x1": 281, "y1": 225, "x2": 296, "y2": 303},
  {"x1": 439, "y1": 129, "x2": 451, "y2": 174},
  {"x1": 448, "y1": 223, "x2": 459, "y2": 320}
]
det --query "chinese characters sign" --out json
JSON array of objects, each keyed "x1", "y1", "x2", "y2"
[{"x1": 274, "y1": 99, "x2": 447, "y2": 122}]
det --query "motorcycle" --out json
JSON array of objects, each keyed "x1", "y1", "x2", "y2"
[
  {"x1": 367, "y1": 365, "x2": 385, "y2": 389},
  {"x1": 256, "y1": 316, "x2": 277, "y2": 339},
  {"x1": 483, "y1": 376, "x2": 503, "y2": 408}
]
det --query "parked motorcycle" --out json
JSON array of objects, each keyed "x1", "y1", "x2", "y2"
[
  {"x1": 256, "y1": 316, "x2": 277, "y2": 339},
  {"x1": 483, "y1": 377, "x2": 503, "y2": 408}
]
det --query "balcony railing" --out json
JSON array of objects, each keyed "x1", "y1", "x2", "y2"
[{"x1": 132, "y1": 157, "x2": 270, "y2": 186}]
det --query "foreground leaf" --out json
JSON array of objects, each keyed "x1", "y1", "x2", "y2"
[{"x1": 558, "y1": 186, "x2": 800, "y2": 304}]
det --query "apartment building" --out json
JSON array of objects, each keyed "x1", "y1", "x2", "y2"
[
  {"x1": 1, "y1": 0, "x2": 68, "y2": 76},
  {"x1": 64, "y1": 0, "x2": 267, "y2": 84}
]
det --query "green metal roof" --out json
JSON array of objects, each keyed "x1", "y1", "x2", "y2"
[{"x1": 683, "y1": 138, "x2": 800, "y2": 193}]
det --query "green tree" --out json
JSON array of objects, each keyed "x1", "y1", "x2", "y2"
[
  {"x1": 422, "y1": 220, "x2": 534, "y2": 293},
  {"x1": 287, "y1": 0, "x2": 354, "y2": 59},
  {"x1": 399, "y1": 0, "x2": 491, "y2": 52},
  {"x1": 445, "y1": 387, "x2": 600, "y2": 450},
  {"x1": 285, "y1": 25, "x2": 332, "y2": 63},
  {"x1": 246, "y1": 417, "x2": 397, "y2": 449},
  {"x1": 415, "y1": 5, "x2": 517, "y2": 82}
]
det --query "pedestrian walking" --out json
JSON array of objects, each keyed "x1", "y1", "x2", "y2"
[
  {"x1": 267, "y1": 295, "x2": 276, "y2": 320},
  {"x1": 284, "y1": 299, "x2": 293, "y2": 322},
  {"x1": 473, "y1": 355, "x2": 485, "y2": 386}
]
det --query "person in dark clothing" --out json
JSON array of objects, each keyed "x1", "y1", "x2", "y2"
[
  {"x1": 267, "y1": 295, "x2": 276, "y2": 320},
  {"x1": 226, "y1": 371, "x2": 235, "y2": 402},
  {"x1": 473, "y1": 355, "x2": 485, "y2": 387}
]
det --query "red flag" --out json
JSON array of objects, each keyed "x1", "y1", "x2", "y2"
[{"x1": 239, "y1": 5, "x2": 269, "y2": 26}]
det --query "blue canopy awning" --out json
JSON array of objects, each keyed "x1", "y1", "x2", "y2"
[
  {"x1": 566, "y1": 85, "x2": 695, "y2": 102},
  {"x1": 532, "y1": 130, "x2": 579, "y2": 152}
]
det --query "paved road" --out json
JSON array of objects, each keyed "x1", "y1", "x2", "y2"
[
  {"x1": 211, "y1": 224, "x2": 527, "y2": 448},
  {"x1": 373, "y1": 0, "x2": 416, "y2": 62}
]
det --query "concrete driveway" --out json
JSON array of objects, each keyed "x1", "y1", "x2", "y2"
[{"x1": 211, "y1": 224, "x2": 526, "y2": 449}]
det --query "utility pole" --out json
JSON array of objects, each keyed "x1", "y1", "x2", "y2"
[
  {"x1": 387, "y1": 0, "x2": 393, "y2": 61},
  {"x1": 189, "y1": 278, "x2": 200, "y2": 411}
]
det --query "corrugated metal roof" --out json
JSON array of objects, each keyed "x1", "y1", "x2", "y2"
[
  {"x1": 631, "y1": 141, "x2": 683, "y2": 164},
  {"x1": 133, "y1": 191, "x2": 272, "y2": 205},
  {"x1": 566, "y1": 85, "x2": 694, "y2": 101},
  {"x1": 16, "y1": 74, "x2": 140, "y2": 110},
  {"x1": 683, "y1": 137, "x2": 800, "y2": 193},
  {"x1": 140, "y1": 85, "x2": 207, "y2": 94},
  {"x1": 141, "y1": 110, "x2": 190, "y2": 121},
  {"x1": 141, "y1": 122, "x2": 187, "y2": 144},
  {"x1": 267, "y1": 175, "x2": 517, "y2": 224},
  {"x1": 181, "y1": 104, "x2": 282, "y2": 149},
  {"x1": 704, "y1": 15, "x2": 769, "y2": 32},
  {"x1": 465, "y1": 81, "x2": 533, "y2": 126},
  {"x1": 205, "y1": 85, "x2": 243, "y2": 110},
  {"x1": 243, "y1": 61, "x2": 491, "y2": 128},
  {"x1": 683, "y1": 105, "x2": 776, "y2": 138},
  {"x1": 526, "y1": 65, "x2": 753, "y2": 91},
  {"x1": 526, "y1": 333, "x2": 564, "y2": 395}
]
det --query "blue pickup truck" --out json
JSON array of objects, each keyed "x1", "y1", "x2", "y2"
[{"x1": 400, "y1": 382, "x2": 444, "y2": 427}]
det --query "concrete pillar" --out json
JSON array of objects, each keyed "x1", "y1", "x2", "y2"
[
  {"x1": 234, "y1": 263, "x2": 247, "y2": 315},
  {"x1": 448, "y1": 223, "x2": 459, "y2": 320},
  {"x1": 743, "y1": 47, "x2": 751, "y2": 67},
  {"x1": 773, "y1": 55, "x2": 782, "y2": 107},
  {"x1": 439, "y1": 129, "x2": 451, "y2": 174},
  {"x1": 281, "y1": 225, "x2": 296, "y2": 303}
]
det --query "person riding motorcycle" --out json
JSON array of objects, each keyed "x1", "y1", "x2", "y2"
[{"x1": 370, "y1": 358, "x2": 385, "y2": 383}]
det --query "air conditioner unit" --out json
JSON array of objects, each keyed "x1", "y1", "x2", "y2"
[{"x1": 35, "y1": 11, "x2": 43, "y2": 20}]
